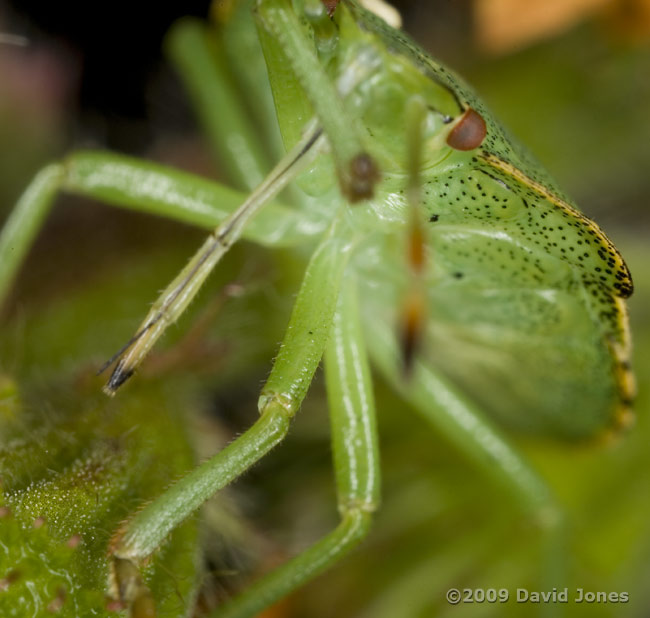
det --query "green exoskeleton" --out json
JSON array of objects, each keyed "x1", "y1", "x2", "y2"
[{"x1": 0, "y1": 0, "x2": 634, "y2": 616}]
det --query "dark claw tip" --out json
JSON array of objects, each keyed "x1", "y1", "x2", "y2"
[{"x1": 103, "y1": 362, "x2": 134, "y2": 396}]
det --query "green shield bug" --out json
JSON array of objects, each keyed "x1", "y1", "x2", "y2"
[{"x1": 0, "y1": 0, "x2": 635, "y2": 616}]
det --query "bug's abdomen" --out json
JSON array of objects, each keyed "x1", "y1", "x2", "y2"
[
  {"x1": 417, "y1": 158, "x2": 634, "y2": 439},
  {"x1": 424, "y1": 157, "x2": 632, "y2": 337}
]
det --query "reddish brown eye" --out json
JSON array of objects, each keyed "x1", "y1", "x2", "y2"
[{"x1": 446, "y1": 108, "x2": 487, "y2": 151}]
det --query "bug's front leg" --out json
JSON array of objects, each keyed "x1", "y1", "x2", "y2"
[
  {"x1": 107, "y1": 218, "x2": 355, "y2": 616},
  {"x1": 101, "y1": 122, "x2": 328, "y2": 392}
]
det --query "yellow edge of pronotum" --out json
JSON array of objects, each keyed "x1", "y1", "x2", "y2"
[
  {"x1": 480, "y1": 152, "x2": 632, "y2": 288},
  {"x1": 608, "y1": 295, "x2": 637, "y2": 437},
  {"x1": 479, "y1": 152, "x2": 636, "y2": 440}
]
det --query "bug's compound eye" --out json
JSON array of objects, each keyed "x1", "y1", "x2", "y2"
[{"x1": 446, "y1": 108, "x2": 487, "y2": 151}]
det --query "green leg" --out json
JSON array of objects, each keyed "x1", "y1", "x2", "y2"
[
  {"x1": 165, "y1": 18, "x2": 271, "y2": 191},
  {"x1": 0, "y1": 164, "x2": 62, "y2": 305},
  {"x1": 367, "y1": 320, "x2": 567, "y2": 608},
  {"x1": 0, "y1": 151, "x2": 324, "y2": 307},
  {"x1": 103, "y1": 126, "x2": 325, "y2": 392},
  {"x1": 367, "y1": 320, "x2": 561, "y2": 522},
  {"x1": 217, "y1": 0, "x2": 289, "y2": 164},
  {"x1": 108, "y1": 217, "x2": 355, "y2": 612},
  {"x1": 212, "y1": 274, "x2": 380, "y2": 618}
]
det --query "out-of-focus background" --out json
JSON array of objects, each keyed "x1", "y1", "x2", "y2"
[{"x1": 0, "y1": 1, "x2": 649, "y2": 616}]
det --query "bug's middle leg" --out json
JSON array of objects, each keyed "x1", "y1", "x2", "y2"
[
  {"x1": 107, "y1": 216, "x2": 354, "y2": 614},
  {"x1": 211, "y1": 274, "x2": 380, "y2": 618}
]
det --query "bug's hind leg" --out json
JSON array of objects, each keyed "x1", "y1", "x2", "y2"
[
  {"x1": 212, "y1": 275, "x2": 380, "y2": 618},
  {"x1": 367, "y1": 321, "x2": 568, "y2": 597}
]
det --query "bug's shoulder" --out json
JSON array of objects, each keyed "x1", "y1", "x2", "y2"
[{"x1": 344, "y1": 1, "x2": 567, "y2": 196}]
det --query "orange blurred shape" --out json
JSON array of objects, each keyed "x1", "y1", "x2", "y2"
[
  {"x1": 474, "y1": 0, "x2": 610, "y2": 53},
  {"x1": 604, "y1": 0, "x2": 650, "y2": 40},
  {"x1": 475, "y1": 0, "x2": 650, "y2": 53}
]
